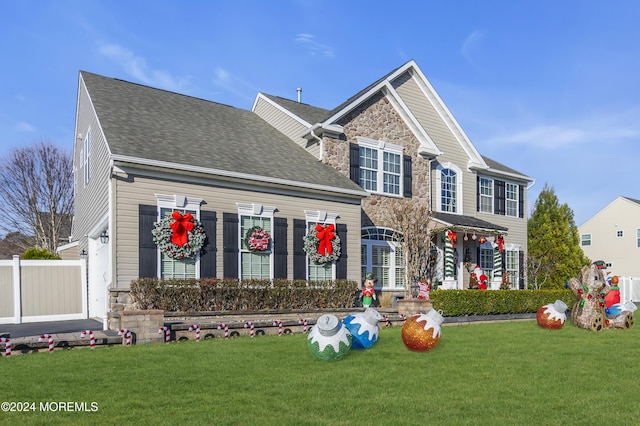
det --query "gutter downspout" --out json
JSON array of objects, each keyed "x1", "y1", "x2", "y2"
[{"x1": 308, "y1": 124, "x2": 323, "y2": 161}]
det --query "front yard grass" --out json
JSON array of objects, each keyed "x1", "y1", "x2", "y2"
[{"x1": 1, "y1": 320, "x2": 639, "y2": 425}]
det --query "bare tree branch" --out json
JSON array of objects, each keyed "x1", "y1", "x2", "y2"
[{"x1": 0, "y1": 141, "x2": 73, "y2": 252}]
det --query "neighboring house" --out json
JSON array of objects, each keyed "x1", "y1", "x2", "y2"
[
  {"x1": 68, "y1": 60, "x2": 534, "y2": 323},
  {"x1": 579, "y1": 196, "x2": 640, "y2": 278},
  {"x1": 254, "y1": 60, "x2": 533, "y2": 292},
  {"x1": 68, "y1": 71, "x2": 367, "y2": 322}
]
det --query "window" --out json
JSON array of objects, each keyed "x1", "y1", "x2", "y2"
[
  {"x1": 83, "y1": 130, "x2": 91, "y2": 186},
  {"x1": 436, "y1": 163, "x2": 462, "y2": 214},
  {"x1": 305, "y1": 210, "x2": 338, "y2": 281},
  {"x1": 637, "y1": 229, "x2": 640, "y2": 248},
  {"x1": 357, "y1": 137, "x2": 403, "y2": 196},
  {"x1": 506, "y1": 182, "x2": 518, "y2": 217},
  {"x1": 441, "y1": 169, "x2": 457, "y2": 212},
  {"x1": 238, "y1": 203, "x2": 276, "y2": 280},
  {"x1": 617, "y1": 230, "x2": 624, "y2": 238},
  {"x1": 479, "y1": 247, "x2": 494, "y2": 282},
  {"x1": 156, "y1": 194, "x2": 203, "y2": 279},
  {"x1": 505, "y1": 250, "x2": 519, "y2": 289},
  {"x1": 479, "y1": 177, "x2": 493, "y2": 213},
  {"x1": 361, "y1": 227, "x2": 404, "y2": 289},
  {"x1": 581, "y1": 234, "x2": 591, "y2": 246}
]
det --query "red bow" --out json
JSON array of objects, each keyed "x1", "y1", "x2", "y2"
[
  {"x1": 170, "y1": 211, "x2": 195, "y2": 246},
  {"x1": 315, "y1": 224, "x2": 335, "y2": 256},
  {"x1": 496, "y1": 236, "x2": 504, "y2": 252},
  {"x1": 447, "y1": 230, "x2": 457, "y2": 248}
]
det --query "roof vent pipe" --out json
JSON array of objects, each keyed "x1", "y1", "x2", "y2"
[{"x1": 297, "y1": 87, "x2": 302, "y2": 103}]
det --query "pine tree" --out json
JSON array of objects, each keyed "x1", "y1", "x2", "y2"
[{"x1": 527, "y1": 183, "x2": 590, "y2": 289}]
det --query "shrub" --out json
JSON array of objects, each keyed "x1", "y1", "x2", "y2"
[
  {"x1": 430, "y1": 289, "x2": 574, "y2": 316},
  {"x1": 22, "y1": 247, "x2": 61, "y2": 259},
  {"x1": 130, "y1": 278, "x2": 360, "y2": 312}
]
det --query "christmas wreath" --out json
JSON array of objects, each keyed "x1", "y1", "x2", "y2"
[
  {"x1": 152, "y1": 211, "x2": 206, "y2": 260},
  {"x1": 244, "y1": 226, "x2": 271, "y2": 252},
  {"x1": 303, "y1": 223, "x2": 341, "y2": 264}
]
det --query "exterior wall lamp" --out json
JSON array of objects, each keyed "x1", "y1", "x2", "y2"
[
  {"x1": 99, "y1": 229, "x2": 109, "y2": 244},
  {"x1": 80, "y1": 249, "x2": 87, "y2": 259}
]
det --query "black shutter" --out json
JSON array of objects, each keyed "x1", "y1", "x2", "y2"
[
  {"x1": 518, "y1": 250, "x2": 525, "y2": 289},
  {"x1": 403, "y1": 155, "x2": 412, "y2": 198},
  {"x1": 476, "y1": 176, "x2": 480, "y2": 212},
  {"x1": 222, "y1": 212, "x2": 239, "y2": 279},
  {"x1": 273, "y1": 217, "x2": 288, "y2": 279},
  {"x1": 293, "y1": 219, "x2": 307, "y2": 280},
  {"x1": 349, "y1": 143, "x2": 360, "y2": 185},
  {"x1": 518, "y1": 185, "x2": 525, "y2": 218},
  {"x1": 335, "y1": 223, "x2": 348, "y2": 279},
  {"x1": 199, "y1": 211, "x2": 217, "y2": 278},
  {"x1": 494, "y1": 180, "x2": 506, "y2": 216},
  {"x1": 139, "y1": 204, "x2": 158, "y2": 278}
]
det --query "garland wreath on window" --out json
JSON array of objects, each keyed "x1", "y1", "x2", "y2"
[
  {"x1": 244, "y1": 226, "x2": 271, "y2": 252},
  {"x1": 303, "y1": 223, "x2": 341, "y2": 264},
  {"x1": 152, "y1": 211, "x2": 206, "y2": 260}
]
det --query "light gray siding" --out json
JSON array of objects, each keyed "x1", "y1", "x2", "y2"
[
  {"x1": 113, "y1": 172, "x2": 362, "y2": 288},
  {"x1": 253, "y1": 97, "x2": 321, "y2": 158},
  {"x1": 72, "y1": 77, "x2": 111, "y2": 249}
]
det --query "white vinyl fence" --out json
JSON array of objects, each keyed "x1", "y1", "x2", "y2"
[
  {"x1": 0, "y1": 256, "x2": 87, "y2": 324},
  {"x1": 619, "y1": 277, "x2": 640, "y2": 304}
]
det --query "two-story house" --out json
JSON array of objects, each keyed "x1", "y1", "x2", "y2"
[
  {"x1": 579, "y1": 196, "x2": 640, "y2": 278},
  {"x1": 253, "y1": 60, "x2": 533, "y2": 293},
  {"x1": 68, "y1": 60, "x2": 533, "y2": 324}
]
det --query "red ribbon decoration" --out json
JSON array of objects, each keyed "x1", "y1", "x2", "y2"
[
  {"x1": 446, "y1": 230, "x2": 457, "y2": 248},
  {"x1": 170, "y1": 211, "x2": 195, "y2": 246},
  {"x1": 496, "y1": 235, "x2": 504, "y2": 252},
  {"x1": 315, "y1": 224, "x2": 335, "y2": 256}
]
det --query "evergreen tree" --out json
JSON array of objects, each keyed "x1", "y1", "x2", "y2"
[{"x1": 527, "y1": 183, "x2": 590, "y2": 289}]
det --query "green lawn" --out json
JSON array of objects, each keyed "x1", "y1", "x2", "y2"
[{"x1": 1, "y1": 320, "x2": 639, "y2": 425}]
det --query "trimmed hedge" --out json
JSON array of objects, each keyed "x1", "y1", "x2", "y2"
[
  {"x1": 430, "y1": 289, "x2": 575, "y2": 317},
  {"x1": 130, "y1": 278, "x2": 360, "y2": 312}
]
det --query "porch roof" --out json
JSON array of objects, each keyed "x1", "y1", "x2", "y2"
[{"x1": 432, "y1": 212, "x2": 508, "y2": 235}]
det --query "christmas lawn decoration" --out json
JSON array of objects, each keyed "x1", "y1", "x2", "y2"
[
  {"x1": 244, "y1": 226, "x2": 270, "y2": 252},
  {"x1": 401, "y1": 310, "x2": 444, "y2": 352},
  {"x1": 307, "y1": 314, "x2": 352, "y2": 361},
  {"x1": 343, "y1": 308, "x2": 382, "y2": 350},
  {"x1": 569, "y1": 265, "x2": 635, "y2": 331},
  {"x1": 303, "y1": 224, "x2": 341, "y2": 264},
  {"x1": 152, "y1": 211, "x2": 206, "y2": 259},
  {"x1": 536, "y1": 300, "x2": 568, "y2": 329}
]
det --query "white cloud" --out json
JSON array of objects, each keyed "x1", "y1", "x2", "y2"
[
  {"x1": 98, "y1": 43, "x2": 190, "y2": 92},
  {"x1": 211, "y1": 67, "x2": 257, "y2": 103},
  {"x1": 16, "y1": 121, "x2": 36, "y2": 132},
  {"x1": 461, "y1": 30, "x2": 486, "y2": 70},
  {"x1": 295, "y1": 33, "x2": 335, "y2": 57}
]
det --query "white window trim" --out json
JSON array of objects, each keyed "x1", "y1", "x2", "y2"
[
  {"x1": 305, "y1": 210, "x2": 339, "y2": 281},
  {"x1": 357, "y1": 137, "x2": 404, "y2": 197},
  {"x1": 83, "y1": 129, "x2": 91, "y2": 187},
  {"x1": 237, "y1": 203, "x2": 277, "y2": 280},
  {"x1": 505, "y1": 182, "x2": 519, "y2": 217},
  {"x1": 479, "y1": 176, "x2": 494, "y2": 214},
  {"x1": 155, "y1": 194, "x2": 204, "y2": 279},
  {"x1": 361, "y1": 226, "x2": 404, "y2": 290},
  {"x1": 435, "y1": 162, "x2": 463, "y2": 214}
]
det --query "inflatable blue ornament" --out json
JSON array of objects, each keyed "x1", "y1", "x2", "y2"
[
  {"x1": 307, "y1": 314, "x2": 352, "y2": 361},
  {"x1": 343, "y1": 307, "x2": 382, "y2": 349}
]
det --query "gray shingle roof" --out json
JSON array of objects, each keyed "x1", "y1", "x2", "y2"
[
  {"x1": 481, "y1": 155, "x2": 532, "y2": 182},
  {"x1": 80, "y1": 71, "x2": 365, "y2": 195},
  {"x1": 260, "y1": 93, "x2": 331, "y2": 125},
  {"x1": 433, "y1": 212, "x2": 508, "y2": 233}
]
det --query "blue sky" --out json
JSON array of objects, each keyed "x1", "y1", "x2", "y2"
[{"x1": 2, "y1": 1, "x2": 639, "y2": 226}]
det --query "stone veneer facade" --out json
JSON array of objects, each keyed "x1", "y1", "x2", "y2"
[{"x1": 321, "y1": 92, "x2": 432, "y2": 227}]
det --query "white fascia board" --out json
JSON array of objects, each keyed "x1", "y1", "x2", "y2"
[
  {"x1": 252, "y1": 92, "x2": 313, "y2": 127},
  {"x1": 408, "y1": 66, "x2": 488, "y2": 169},
  {"x1": 111, "y1": 155, "x2": 369, "y2": 198}
]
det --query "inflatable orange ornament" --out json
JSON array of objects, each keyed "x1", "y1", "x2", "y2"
[
  {"x1": 536, "y1": 300, "x2": 568, "y2": 329},
  {"x1": 401, "y1": 310, "x2": 444, "y2": 352}
]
